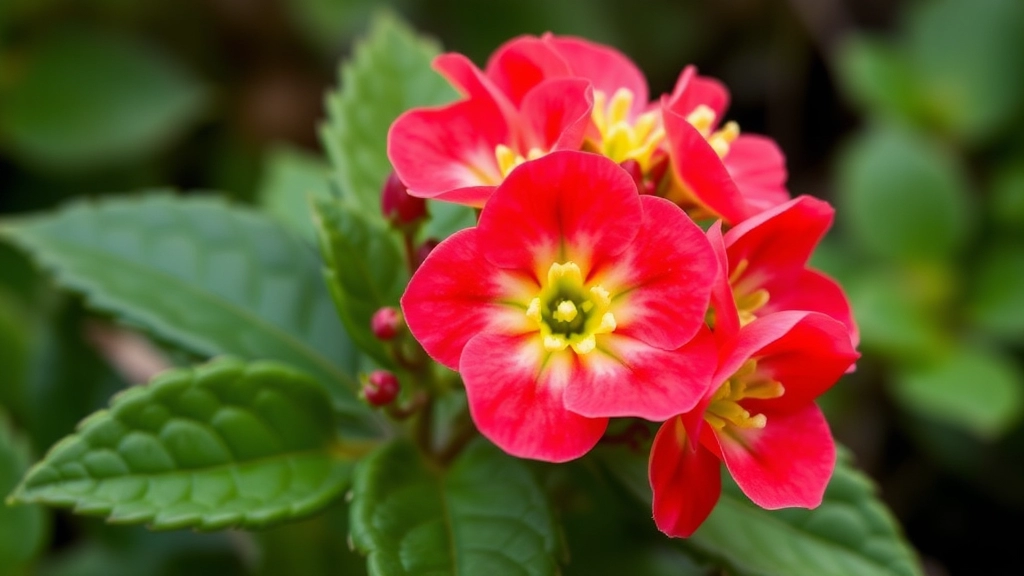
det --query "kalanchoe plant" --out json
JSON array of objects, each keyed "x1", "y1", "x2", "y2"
[{"x1": 0, "y1": 14, "x2": 924, "y2": 576}]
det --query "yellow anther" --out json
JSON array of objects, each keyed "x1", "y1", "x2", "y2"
[
  {"x1": 708, "y1": 121, "x2": 740, "y2": 158},
  {"x1": 553, "y1": 300, "x2": 578, "y2": 323},
  {"x1": 495, "y1": 145, "x2": 546, "y2": 178},
  {"x1": 526, "y1": 261, "x2": 618, "y2": 356},
  {"x1": 597, "y1": 312, "x2": 617, "y2": 333},
  {"x1": 590, "y1": 89, "x2": 666, "y2": 170},
  {"x1": 571, "y1": 335, "x2": 597, "y2": 355},
  {"x1": 608, "y1": 88, "x2": 634, "y2": 126},
  {"x1": 548, "y1": 261, "x2": 584, "y2": 286},
  {"x1": 686, "y1": 104, "x2": 717, "y2": 136},
  {"x1": 544, "y1": 334, "x2": 568, "y2": 352},
  {"x1": 526, "y1": 298, "x2": 542, "y2": 323},
  {"x1": 705, "y1": 359, "x2": 781, "y2": 431}
]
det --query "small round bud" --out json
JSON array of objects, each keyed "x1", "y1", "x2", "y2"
[
  {"x1": 362, "y1": 370, "x2": 400, "y2": 406},
  {"x1": 371, "y1": 307, "x2": 404, "y2": 340},
  {"x1": 381, "y1": 171, "x2": 427, "y2": 226},
  {"x1": 414, "y1": 238, "x2": 440, "y2": 271}
]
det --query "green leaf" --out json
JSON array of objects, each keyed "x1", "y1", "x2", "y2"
[
  {"x1": 421, "y1": 200, "x2": 478, "y2": 244},
  {"x1": 350, "y1": 439, "x2": 560, "y2": 575},
  {"x1": 837, "y1": 125, "x2": 974, "y2": 263},
  {"x1": 989, "y1": 162, "x2": 1024, "y2": 229},
  {"x1": 0, "y1": 193, "x2": 366, "y2": 410},
  {"x1": 257, "y1": 144, "x2": 334, "y2": 243},
  {"x1": 0, "y1": 412, "x2": 48, "y2": 576},
  {"x1": 600, "y1": 446, "x2": 923, "y2": 576},
  {"x1": 36, "y1": 529, "x2": 247, "y2": 576},
  {"x1": 905, "y1": 0, "x2": 1024, "y2": 144},
  {"x1": 313, "y1": 199, "x2": 406, "y2": 368},
  {"x1": 835, "y1": 36, "x2": 922, "y2": 122},
  {"x1": 0, "y1": 29, "x2": 208, "y2": 170},
  {"x1": 321, "y1": 12, "x2": 457, "y2": 218},
  {"x1": 893, "y1": 344, "x2": 1024, "y2": 438},
  {"x1": 967, "y1": 241, "x2": 1024, "y2": 341},
  {"x1": 845, "y1": 269, "x2": 947, "y2": 361},
  {"x1": 9, "y1": 358, "x2": 357, "y2": 530}
]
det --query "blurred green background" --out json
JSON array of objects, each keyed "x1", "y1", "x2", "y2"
[{"x1": 1, "y1": 0, "x2": 1022, "y2": 574}]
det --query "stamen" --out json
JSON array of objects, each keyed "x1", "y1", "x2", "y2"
[
  {"x1": 686, "y1": 104, "x2": 716, "y2": 136},
  {"x1": 705, "y1": 359, "x2": 781, "y2": 431},
  {"x1": 553, "y1": 300, "x2": 578, "y2": 323},
  {"x1": 526, "y1": 262, "x2": 618, "y2": 356}
]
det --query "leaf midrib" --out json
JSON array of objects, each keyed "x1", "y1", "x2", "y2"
[{"x1": 18, "y1": 233, "x2": 356, "y2": 391}]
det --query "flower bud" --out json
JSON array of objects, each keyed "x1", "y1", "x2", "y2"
[
  {"x1": 362, "y1": 370, "x2": 400, "y2": 406},
  {"x1": 381, "y1": 171, "x2": 427, "y2": 226},
  {"x1": 413, "y1": 238, "x2": 440, "y2": 271},
  {"x1": 371, "y1": 307, "x2": 404, "y2": 340}
]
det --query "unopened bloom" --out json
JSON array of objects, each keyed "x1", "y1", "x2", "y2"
[
  {"x1": 402, "y1": 151, "x2": 718, "y2": 462},
  {"x1": 706, "y1": 195, "x2": 858, "y2": 346},
  {"x1": 649, "y1": 310, "x2": 859, "y2": 538}
]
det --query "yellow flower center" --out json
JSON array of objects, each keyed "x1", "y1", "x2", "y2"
[
  {"x1": 526, "y1": 262, "x2": 617, "y2": 355},
  {"x1": 686, "y1": 104, "x2": 740, "y2": 158},
  {"x1": 495, "y1": 145, "x2": 545, "y2": 178},
  {"x1": 730, "y1": 259, "x2": 769, "y2": 327},
  {"x1": 591, "y1": 88, "x2": 665, "y2": 171},
  {"x1": 705, "y1": 360, "x2": 784, "y2": 431}
]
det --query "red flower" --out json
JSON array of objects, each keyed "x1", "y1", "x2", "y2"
[
  {"x1": 401, "y1": 151, "x2": 718, "y2": 462},
  {"x1": 649, "y1": 310, "x2": 860, "y2": 538},
  {"x1": 388, "y1": 33, "x2": 788, "y2": 220},
  {"x1": 707, "y1": 195, "x2": 858, "y2": 347},
  {"x1": 387, "y1": 51, "x2": 593, "y2": 207},
  {"x1": 464, "y1": 34, "x2": 790, "y2": 222},
  {"x1": 663, "y1": 66, "x2": 789, "y2": 224}
]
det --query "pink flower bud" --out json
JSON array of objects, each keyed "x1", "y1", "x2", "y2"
[
  {"x1": 413, "y1": 238, "x2": 440, "y2": 271},
  {"x1": 381, "y1": 171, "x2": 427, "y2": 225},
  {"x1": 362, "y1": 370, "x2": 400, "y2": 406},
  {"x1": 371, "y1": 307, "x2": 404, "y2": 340}
]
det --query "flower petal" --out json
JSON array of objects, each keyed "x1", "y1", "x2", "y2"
[
  {"x1": 713, "y1": 403, "x2": 836, "y2": 509},
  {"x1": 518, "y1": 78, "x2": 593, "y2": 153},
  {"x1": 706, "y1": 221, "x2": 741, "y2": 345},
  {"x1": 663, "y1": 102, "x2": 747, "y2": 224},
  {"x1": 718, "y1": 311, "x2": 859, "y2": 414},
  {"x1": 723, "y1": 134, "x2": 789, "y2": 214},
  {"x1": 401, "y1": 228, "x2": 535, "y2": 370},
  {"x1": 461, "y1": 333, "x2": 608, "y2": 462},
  {"x1": 764, "y1": 268, "x2": 859, "y2": 348},
  {"x1": 650, "y1": 417, "x2": 722, "y2": 538},
  {"x1": 668, "y1": 65, "x2": 730, "y2": 121},
  {"x1": 435, "y1": 52, "x2": 519, "y2": 124},
  {"x1": 564, "y1": 327, "x2": 716, "y2": 421},
  {"x1": 388, "y1": 96, "x2": 509, "y2": 206},
  {"x1": 476, "y1": 151, "x2": 641, "y2": 275},
  {"x1": 592, "y1": 195, "x2": 716, "y2": 349},
  {"x1": 485, "y1": 35, "x2": 571, "y2": 107},
  {"x1": 725, "y1": 195, "x2": 833, "y2": 292},
  {"x1": 546, "y1": 35, "x2": 648, "y2": 117}
]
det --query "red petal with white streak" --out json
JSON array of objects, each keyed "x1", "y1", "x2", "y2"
[
  {"x1": 712, "y1": 403, "x2": 836, "y2": 509},
  {"x1": 401, "y1": 229, "x2": 536, "y2": 370},
  {"x1": 476, "y1": 151, "x2": 641, "y2": 276},
  {"x1": 564, "y1": 327, "x2": 716, "y2": 421},
  {"x1": 591, "y1": 195, "x2": 716, "y2": 349},
  {"x1": 461, "y1": 333, "x2": 608, "y2": 462}
]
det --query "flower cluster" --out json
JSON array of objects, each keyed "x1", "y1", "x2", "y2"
[{"x1": 392, "y1": 34, "x2": 859, "y2": 538}]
